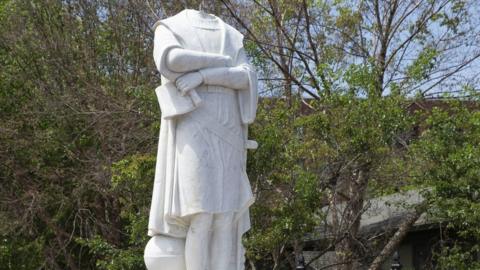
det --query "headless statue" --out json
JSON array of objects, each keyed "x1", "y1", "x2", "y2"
[{"x1": 145, "y1": 8, "x2": 258, "y2": 270}]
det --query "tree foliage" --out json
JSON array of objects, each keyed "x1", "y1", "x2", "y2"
[{"x1": 409, "y1": 99, "x2": 480, "y2": 269}]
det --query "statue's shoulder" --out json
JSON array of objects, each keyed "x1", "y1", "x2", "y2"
[
  {"x1": 152, "y1": 10, "x2": 188, "y2": 32},
  {"x1": 221, "y1": 20, "x2": 244, "y2": 46}
]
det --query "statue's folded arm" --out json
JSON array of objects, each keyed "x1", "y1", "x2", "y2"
[{"x1": 154, "y1": 24, "x2": 232, "y2": 78}]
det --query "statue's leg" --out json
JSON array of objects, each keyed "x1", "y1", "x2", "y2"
[
  {"x1": 210, "y1": 212, "x2": 234, "y2": 270},
  {"x1": 185, "y1": 212, "x2": 214, "y2": 270}
]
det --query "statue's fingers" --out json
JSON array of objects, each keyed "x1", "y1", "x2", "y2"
[
  {"x1": 178, "y1": 81, "x2": 192, "y2": 94},
  {"x1": 183, "y1": 84, "x2": 193, "y2": 92},
  {"x1": 176, "y1": 85, "x2": 185, "y2": 93},
  {"x1": 176, "y1": 80, "x2": 186, "y2": 89}
]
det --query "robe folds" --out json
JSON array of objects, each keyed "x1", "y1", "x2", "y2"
[{"x1": 147, "y1": 9, "x2": 258, "y2": 270}]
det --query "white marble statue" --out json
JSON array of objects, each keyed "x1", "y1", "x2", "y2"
[{"x1": 144, "y1": 8, "x2": 258, "y2": 270}]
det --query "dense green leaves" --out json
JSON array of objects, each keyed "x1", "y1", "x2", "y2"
[
  {"x1": 409, "y1": 99, "x2": 480, "y2": 268},
  {"x1": 0, "y1": 0, "x2": 161, "y2": 269}
]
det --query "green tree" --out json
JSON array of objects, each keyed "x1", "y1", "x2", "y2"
[
  {"x1": 222, "y1": 0, "x2": 480, "y2": 269},
  {"x1": 409, "y1": 98, "x2": 480, "y2": 269},
  {"x1": 0, "y1": 0, "x2": 162, "y2": 268}
]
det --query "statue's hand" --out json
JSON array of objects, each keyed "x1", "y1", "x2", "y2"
[{"x1": 175, "y1": 72, "x2": 203, "y2": 95}]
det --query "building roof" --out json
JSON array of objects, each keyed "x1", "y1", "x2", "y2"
[{"x1": 308, "y1": 190, "x2": 434, "y2": 242}]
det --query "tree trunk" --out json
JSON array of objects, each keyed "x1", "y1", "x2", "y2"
[
  {"x1": 335, "y1": 165, "x2": 369, "y2": 270},
  {"x1": 367, "y1": 209, "x2": 423, "y2": 270}
]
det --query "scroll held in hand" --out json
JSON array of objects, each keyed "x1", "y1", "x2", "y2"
[{"x1": 155, "y1": 82, "x2": 202, "y2": 119}]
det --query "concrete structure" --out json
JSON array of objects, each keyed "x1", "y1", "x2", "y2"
[{"x1": 304, "y1": 190, "x2": 440, "y2": 269}]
